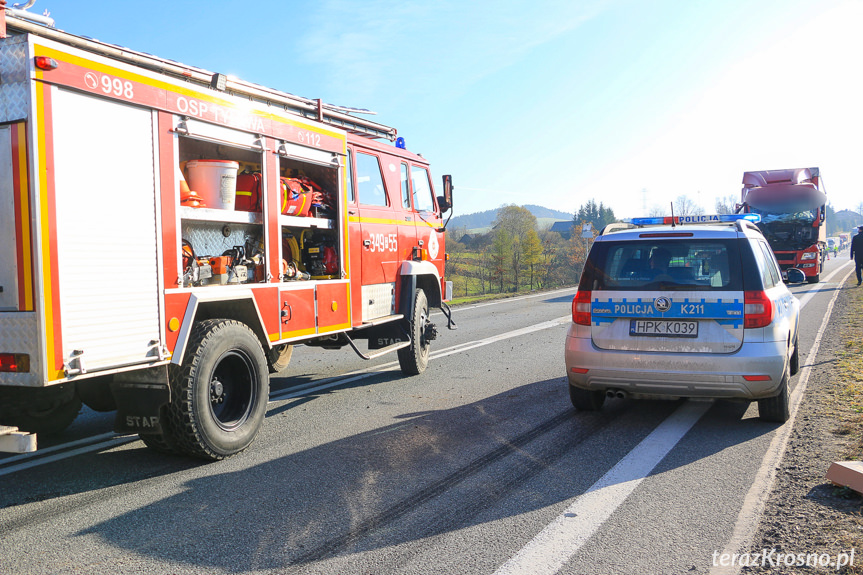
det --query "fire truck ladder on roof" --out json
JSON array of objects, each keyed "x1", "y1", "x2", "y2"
[{"x1": 2, "y1": 13, "x2": 398, "y2": 141}]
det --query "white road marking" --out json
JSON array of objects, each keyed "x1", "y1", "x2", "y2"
[
  {"x1": 709, "y1": 265, "x2": 855, "y2": 575},
  {"x1": 493, "y1": 400, "x2": 711, "y2": 575},
  {"x1": 268, "y1": 315, "x2": 571, "y2": 402},
  {"x1": 0, "y1": 315, "x2": 572, "y2": 476},
  {"x1": 794, "y1": 261, "x2": 851, "y2": 311},
  {"x1": 493, "y1": 262, "x2": 855, "y2": 575}
]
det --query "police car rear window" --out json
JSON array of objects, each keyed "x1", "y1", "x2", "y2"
[{"x1": 580, "y1": 239, "x2": 743, "y2": 291}]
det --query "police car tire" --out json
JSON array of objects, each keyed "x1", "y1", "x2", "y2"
[
  {"x1": 789, "y1": 341, "x2": 800, "y2": 376},
  {"x1": 757, "y1": 370, "x2": 789, "y2": 423},
  {"x1": 569, "y1": 385, "x2": 605, "y2": 411},
  {"x1": 398, "y1": 289, "x2": 430, "y2": 375},
  {"x1": 167, "y1": 319, "x2": 269, "y2": 460}
]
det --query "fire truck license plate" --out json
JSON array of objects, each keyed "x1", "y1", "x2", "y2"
[{"x1": 630, "y1": 320, "x2": 698, "y2": 337}]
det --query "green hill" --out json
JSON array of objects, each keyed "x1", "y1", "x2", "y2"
[{"x1": 451, "y1": 204, "x2": 572, "y2": 232}]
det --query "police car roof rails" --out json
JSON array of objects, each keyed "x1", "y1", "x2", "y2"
[{"x1": 599, "y1": 222, "x2": 637, "y2": 236}]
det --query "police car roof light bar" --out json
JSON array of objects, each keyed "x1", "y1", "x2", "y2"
[{"x1": 626, "y1": 213, "x2": 761, "y2": 226}]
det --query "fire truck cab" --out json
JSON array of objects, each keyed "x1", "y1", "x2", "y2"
[{"x1": 0, "y1": 5, "x2": 455, "y2": 458}]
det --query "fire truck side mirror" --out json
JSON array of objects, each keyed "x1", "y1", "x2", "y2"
[{"x1": 438, "y1": 174, "x2": 453, "y2": 213}]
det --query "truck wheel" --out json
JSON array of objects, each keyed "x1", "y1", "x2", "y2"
[
  {"x1": 0, "y1": 383, "x2": 81, "y2": 436},
  {"x1": 398, "y1": 289, "x2": 432, "y2": 375},
  {"x1": 806, "y1": 274, "x2": 820, "y2": 284},
  {"x1": 757, "y1": 370, "x2": 789, "y2": 423},
  {"x1": 139, "y1": 428, "x2": 178, "y2": 455},
  {"x1": 267, "y1": 344, "x2": 293, "y2": 373},
  {"x1": 166, "y1": 319, "x2": 269, "y2": 460},
  {"x1": 569, "y1": 385, "x2": 605, "y2": 411}
]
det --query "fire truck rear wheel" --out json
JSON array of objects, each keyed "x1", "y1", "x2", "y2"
[
  {"x1": 166, "y1": 319, "x2": 269, "y2": 460},
  {"x1": 0, "y1": 383, "x2": 82, "y2": 436},
  {"x1": 267, "y1": 344, "x2": 294, "y2": 373},
  {"x1": 398, "y1": 289, "x2": 431, "y2": 375},
  {"x1": 139, "y1": 428, "x2": 178, "y2": 455}
]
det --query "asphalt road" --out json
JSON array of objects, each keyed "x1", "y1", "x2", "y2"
[{"x1": 0, "y1": 255, "x2": 855, "y2": 575}]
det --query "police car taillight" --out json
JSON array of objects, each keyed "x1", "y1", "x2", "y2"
[
  {"x1": 572, "y1": 291, "x2": 591, "y2": 326},
  {"x1": 744, "y1": 291, "x2": 774, "y2": 328}
]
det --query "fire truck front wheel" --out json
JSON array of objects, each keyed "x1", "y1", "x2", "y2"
[
  {"x1": 398, "y1": 289, "x2": 432, "y2": 375},
  {"x1": 166, "y1": 319, "x2": 269, "y2": 460}
]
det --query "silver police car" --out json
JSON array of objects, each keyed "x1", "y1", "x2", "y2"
[{"x1": 565, "y1": 214, "x2": 800, "y2": 422}]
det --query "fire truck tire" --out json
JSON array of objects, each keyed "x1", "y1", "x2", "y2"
[
  {"x1": 806, "y1": 274, "x2": 820, "y2": 284},
  {"x1": 166, "y1": 319, "x2": 269, "y2": 460},
  {"x1": 1, "y1": 383, "x2": 82, "y2": 436},
  {"x1": 267, "y1": 344, "x2": 294, "y2": 373},
  {"x1": 398, "y1": 289, "x2": 431, "y2": 375},
  {"x1": 139, "y1": 428, "x2": 178, "y2": 455}
]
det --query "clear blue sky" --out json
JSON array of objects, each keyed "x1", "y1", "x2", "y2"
[{"x1": 42, "y1": 0, "x2": 863, "y2": 219}]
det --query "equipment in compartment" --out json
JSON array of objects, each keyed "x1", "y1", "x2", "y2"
[
  {"x1": 281, "y1": 232, "x2": 305, "y2": 281},
  {"x1": 300, "y1": 230, "x2": 338, "y2": 279},
  {"x1": 280, "y1": 177, "x2": 312, "y2": 217},
  {"x1": 182, "y1": 237, "x2": 265, "y2": 286},
  {"x1": 186, "y1": 159, "x2": 239, "y2": 211},
  {"x1": 180, "y1": 178, "x2": 207, "y2": 208},
  {"x1": 282, "y1": 260, "x2": 310, "y2": 281},
  {"x1": 280, "y1": 229, "x2": 337, "y2": 280},
  {"x1": 181, "y1": 239, "x2": 213, "y2": 287},
  {"x1": 235, "y1": 170, "x2": 262, "y2": 212}
]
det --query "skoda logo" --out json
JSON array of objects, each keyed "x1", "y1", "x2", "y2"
[{"x1": 653, "y1": 297, "x2": 671, "y2": 312}]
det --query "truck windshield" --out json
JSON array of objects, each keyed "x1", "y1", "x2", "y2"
[{"x1": 750, "y1": 206, "x2": 816, "y2": 223}]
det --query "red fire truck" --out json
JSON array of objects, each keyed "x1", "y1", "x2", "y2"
[
  {"x1": 738, "y1": 167, "x2": 827, "y2": 283},
  {"x1": 0, "y1": 5, "x2": 455, "y2": 458}
]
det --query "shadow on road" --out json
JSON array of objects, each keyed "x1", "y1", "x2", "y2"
[{"x1": 47, "y1": 378, "x2": 778, "y2": 573}]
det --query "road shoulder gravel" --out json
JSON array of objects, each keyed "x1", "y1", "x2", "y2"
[{"x1": 742, "y1": 278, "x2": 863, "y2": 574}]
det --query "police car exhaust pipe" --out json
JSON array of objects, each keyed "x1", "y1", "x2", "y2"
[
  {"x1": 606, "y1": 389, "x2": 627, "y2": 399},
  {"x1": 616, "y1": 390, "x2": 627, "y2": 399},
  {"x1": 606, "y1": 389, "x2": 616, "y2": 398}
]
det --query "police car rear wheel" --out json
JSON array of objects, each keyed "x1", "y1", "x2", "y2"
[
  {"x1": 757, "y1": 370, "x2": 789, "y2": 423},
  {"x1": 569, "y1": 385, "x2": 605, "y2": 411},
  {"x1": 789, "y1": 340, "x2": 799, "y2": 376}
]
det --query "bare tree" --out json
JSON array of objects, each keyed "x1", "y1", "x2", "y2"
[
  {"x1": 648, "y1": 204, "x2": 667, "y2": 217},
  {"x1": 674, "y1": 195, "x2": 705, "y2": 216},
  {"x1": 715, "y1": 194, "x2": 739, "y2": 214}
]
